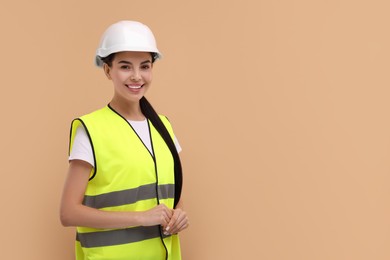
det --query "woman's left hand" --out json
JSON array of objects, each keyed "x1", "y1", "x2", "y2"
[{"x1": 164, "y1": 208, "x2": 189, "y2": 235}]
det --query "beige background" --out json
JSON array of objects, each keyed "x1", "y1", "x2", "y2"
[{"x1": 1, "y1": 0, "x2": 389, "y2": 259}]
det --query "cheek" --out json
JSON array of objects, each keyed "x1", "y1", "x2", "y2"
[
  {"x1": 113, "y1": 72, "x2": 128, "y2": 82},
  {"x1": 144, "y1": 72, "x2": 153, "y2": 83}
]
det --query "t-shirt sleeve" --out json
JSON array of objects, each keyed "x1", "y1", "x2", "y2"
[
  {"x1": 174, "y1": 135, "x2": 182, "y2": 153},
  {"x1": 69, "y1": 125, "x2": 95, "y2": 167}
]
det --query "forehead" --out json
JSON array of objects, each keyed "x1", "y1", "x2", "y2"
[{"x1": 114, "y1": 51, "x2": 152, "y2": 61}]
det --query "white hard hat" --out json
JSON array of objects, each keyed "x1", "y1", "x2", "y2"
[{"x1": 95, "y1": 21, "x2": 162, "y2": 67}]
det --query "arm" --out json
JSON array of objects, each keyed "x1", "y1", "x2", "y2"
[{"x1": 60, "y1": 159, "x2": 173, "y2": 229}]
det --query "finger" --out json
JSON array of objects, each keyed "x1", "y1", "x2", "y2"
[
  {"x1": 168, "y1": 210, "x2": 188, "y2": 234},
  {"x1": 170, "y1": 215, "x2": 188, "y2": 234},
  {"x1": 176, "y1": 217, "x2": 190, "y2": 233},
  {"x1": 162, "y1": 210, "x2": 172, "y2": 226},
  {"x1": 166, "y1": 210, "x2": 181, "y2": 233},
  {"x1": 160, "y1": 204, "x2": 174, "y2": 218},
  {"x1": 178, "y1": 220, "x2": 189, "y2": 232},
  {"x1": 156, "y1": 204, "x2": 170, "y2": 225}
]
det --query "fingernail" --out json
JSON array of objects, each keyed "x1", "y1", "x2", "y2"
[{"x1": 166, "y1": 226, "x2": 170, "y2": 231}]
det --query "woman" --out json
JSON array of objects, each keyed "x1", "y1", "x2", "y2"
[{"x1": 60, "y1": 20, "x2": 189, "y2": 260}]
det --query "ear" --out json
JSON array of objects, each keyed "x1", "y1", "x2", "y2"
[{"x1": 103, "y1": 63, "x2": 112, "y2": 80}]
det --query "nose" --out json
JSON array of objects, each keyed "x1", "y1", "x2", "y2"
[{"x1": 130, "y1": 69, "x2": 141, "y2": 81}]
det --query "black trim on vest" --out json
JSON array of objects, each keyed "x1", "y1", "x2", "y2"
[
  {"x1": 107, "y1": 104, "x2": 169, "y2": 260},
  {"x1": 69, "y1": 118, "x2": 97, "y2": 181}
]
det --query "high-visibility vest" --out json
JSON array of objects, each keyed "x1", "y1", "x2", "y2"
[{"x1": 69, "y1": 106, "x2": 181, "y2": 260}]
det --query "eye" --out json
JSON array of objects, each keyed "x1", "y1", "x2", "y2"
[
  {"x1": 120, "y1": 65, "x2": 130, "y2": 70},
  {"x1": 141, "y1": 64, "x2": 151, "y2": 70}
]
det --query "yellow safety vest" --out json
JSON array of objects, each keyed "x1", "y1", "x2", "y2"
[{"x1": 69, "y1": 106, "x2": 181, "y2": 260}]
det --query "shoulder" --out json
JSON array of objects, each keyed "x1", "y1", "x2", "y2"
[
  {"x1": 158, "y1": 114, "x2": 175, "y2": 137},
  {"x1": 70, "y1": 107, "x2": 110, "y2": 136},
  {"x1": 158, "y1": 114, "x2": 173, "y2": 128},
  {"x1": 158, "y1": 114, "x2": 170, "y2": 123},
  {"x1": 79, "y1": 106, "x2": 111, "y2": 121},
  {"x1": 74, "y1": 107, "x2": 121, "y2": 129}
]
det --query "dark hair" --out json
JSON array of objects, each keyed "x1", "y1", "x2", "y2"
[
  {"x1": 140, "y1": 97, "x2": 183, "y2": 208},
  {"x1": 100, "y1": 52, "x2": 157, "y2": 67},
  {"x1": 101, "y1": 54, "x2": 115, "y2": 67}
]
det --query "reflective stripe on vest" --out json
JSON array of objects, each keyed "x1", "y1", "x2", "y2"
[{"x1": 69, "y1": 106, "x2": 181, "y2": 260}]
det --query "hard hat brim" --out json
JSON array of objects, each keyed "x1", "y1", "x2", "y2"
[{"x1": 95, "y1": 48, "x2": 162, "y2": 67}]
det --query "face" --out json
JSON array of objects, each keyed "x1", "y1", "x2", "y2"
[{"x1": 104, "y1": 51, "x2": 153, "y2": 104}]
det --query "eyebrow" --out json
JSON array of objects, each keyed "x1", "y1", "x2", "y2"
[{"x1": 117, "y1": 60, "x2": 152, "y2": 65}]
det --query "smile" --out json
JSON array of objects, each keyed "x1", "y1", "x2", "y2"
[{"x1": 126, "y1": 84, "x2": 143, "y2": 89}]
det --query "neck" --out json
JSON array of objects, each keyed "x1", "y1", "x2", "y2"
[{"x1": 109, "y1": 98, "x2": 145, "y2": 121}]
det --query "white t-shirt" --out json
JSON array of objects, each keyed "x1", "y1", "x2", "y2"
[{"x1": 69, "y1": 119, "x2": 182, "y2": 167}]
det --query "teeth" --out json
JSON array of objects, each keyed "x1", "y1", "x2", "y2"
[{"x1": 127, "y1": 85, "x2": 142, "y2": 89}]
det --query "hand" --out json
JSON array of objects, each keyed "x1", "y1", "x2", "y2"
[
  {"x1": 141, "y1": 204, "x2": 173, "y2": 227},
  {"x1": 164, "y1": 208, "x2": 189, "y2": 235}
]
